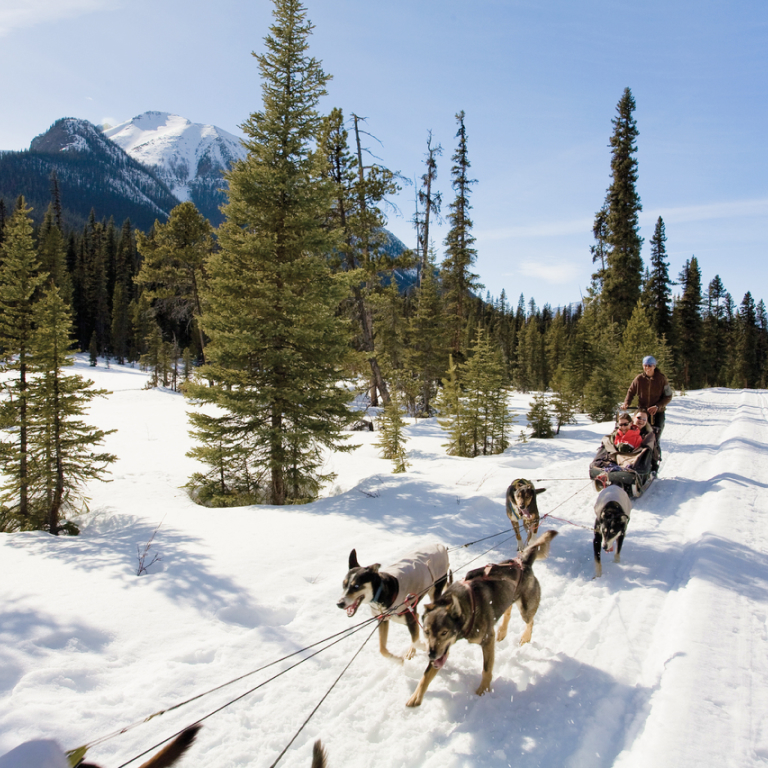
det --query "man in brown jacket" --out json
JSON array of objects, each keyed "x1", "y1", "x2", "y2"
[{"x1": 621, "y1": 356, "x2": 672, "y2": 472}]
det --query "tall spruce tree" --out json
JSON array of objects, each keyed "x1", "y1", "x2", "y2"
[
  {"x1": 673, "y1": 256, "x2": 703, "y2": 388},
  {"x1": 731, "y1": 292, "x2": 759, "y2": 388},
  {"x1": 643, "y1": 216, "x2": 673, "y2": 339},
  {"x1": 27, "y1": 286, "x2": 116, "y2": 534},
  {"x1": 0, "y1": 200, "x2": 47, "y2": 520},
  {"x1": 601, "y1": 88, "x2": 643, "y2": 326},
  {"x1": 135, "y1": 202, "x2": 214, "y2": 364},
  {"x1": 702, "y1": 275, "x2": 730, "y2": 386},
  {"x1": 441, "y1": 111, "x2": 480, "y2": 360},
  {"x1": 185, "y1": 0, "x2": 354, "y2": 506}
]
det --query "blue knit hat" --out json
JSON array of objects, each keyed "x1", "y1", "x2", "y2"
[{"x1": 643, "y1": 355, "x2": 657, "y2": 366}]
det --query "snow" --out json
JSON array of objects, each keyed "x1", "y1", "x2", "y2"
[
  {"x1": 104, "y1": 112, "x2": 245, "y2": 201},
  {"x1": 2, "y1": 360, "x2": 767, "y2": 768}
]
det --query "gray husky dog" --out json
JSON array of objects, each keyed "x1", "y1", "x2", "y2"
[{"x1": 406, "y1": 531, "x2": 558, "y2": 707}]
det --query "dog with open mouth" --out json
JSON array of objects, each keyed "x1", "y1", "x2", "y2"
[
  {"x1": 405, "y1": 531, "x2": 557, "y2": 707},
  {"x1": 593, "y1": 484, "x2": 632, "y2": 578},
  {"x1": 505, "y1": 478, "x2": 546, "y2": 551},
  {"x1": 337, "y1": 544, "x2": 450, "y2": 662}
]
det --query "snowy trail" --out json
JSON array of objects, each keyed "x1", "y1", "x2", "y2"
[{"x1": 1, "y1": 365, "x2": 767, "y2": 768}]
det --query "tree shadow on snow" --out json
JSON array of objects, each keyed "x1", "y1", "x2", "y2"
[
  {"x1": 5, "y1": 518, "x2": 279, "y2": 628},
  {"x1": 0, "y1": 599, "x2": 111, "y2": 694}
]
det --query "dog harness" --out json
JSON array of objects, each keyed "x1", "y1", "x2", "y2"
[
  {"x1": 370, "y1": 544, "x2": 450, "y2": 620},
  {"x1": 460, "y1": 558, "x2": 525, "y2": 638}
]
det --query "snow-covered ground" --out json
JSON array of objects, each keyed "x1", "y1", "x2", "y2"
[{"x1": 2, "y1": 359, "x2": 767, "y2": 768}]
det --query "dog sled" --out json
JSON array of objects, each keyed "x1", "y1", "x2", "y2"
[{"x1": 588, "y1": 417, "x2": 656, "y2": 499}]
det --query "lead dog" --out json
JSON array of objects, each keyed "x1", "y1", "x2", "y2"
[
  {"x1": 593, "y1": 485, "x2": 632, "y2": 578},
  {"x1": 505, "y1": 478, "x2": 547, "y2": 550},
  {"x1": 337, "y1": 544, "x2": 450, "y2": 662},
  {"x1": 406, "y1": 531, "x2": 558, "y2": 707}
]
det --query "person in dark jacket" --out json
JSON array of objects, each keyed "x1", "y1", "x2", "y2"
[{"x1": 621, "y1": 357, "x2": 672, "y2": 471}]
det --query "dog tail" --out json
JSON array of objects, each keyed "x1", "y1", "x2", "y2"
[
  {"x1": 137, "y1": 725, "x2": 201, "y2": 768},
  {"x1": 520, "y1": 530, "x2": 558, "y2": 568},
  {"x1": 311, "y1": 739, "x2": 328, "y2": 768}
]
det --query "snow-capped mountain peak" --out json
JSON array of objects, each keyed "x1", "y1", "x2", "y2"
[{"x1": 104, "y1": 111, "x2": 245, "y2": 209}]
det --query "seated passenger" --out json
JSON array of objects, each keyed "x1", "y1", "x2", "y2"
[
  {"x1": 613, "y1": 412, "x2": 643, "y2": 451},
  {"x1": 633, "y1": 409, "x2": 659, "y2": 469}
]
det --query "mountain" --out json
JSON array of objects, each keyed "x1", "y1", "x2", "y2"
[
  {"x1": 104, "y1": 112, "x2": 245, "y2": 226},
  {"x1": 0, "y1": 118, "x2": 179, "y2": 232}
]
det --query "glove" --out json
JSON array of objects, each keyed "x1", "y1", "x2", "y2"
[{"x1": 617, "y1": 442, "x2": 633, "y2": 454}]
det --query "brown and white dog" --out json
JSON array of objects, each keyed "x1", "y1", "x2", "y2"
[
  {"x1": 406, "y1": 531, "x2": 557, "y2": 707},
  {"x1": 505, "y1": 478, "x2": 547, "y2": 550},
  {"x1": 337, "y1": 544, "x2": 450, "y2": 662}
]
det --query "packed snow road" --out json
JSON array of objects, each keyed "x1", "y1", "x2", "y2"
[{"x1": 1, "y1": 362, "x2": 766, "y2": 768}]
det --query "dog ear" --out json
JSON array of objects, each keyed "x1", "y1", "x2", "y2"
[
  {"x1": 349, "y1": 549, "x2": 360, "y2": 569},
  {"x1": 536, "y1": 487, "x2": 547, "y2": 495},
  {"x1": 423, "y1": 602, "x2": 436, "y2": 614},
  {"x1": 449, "y1": 593, "x2": 463, "y2": 618},
  {"x1": 370, "y1": 563, "x2": 381, "y2": 573}
]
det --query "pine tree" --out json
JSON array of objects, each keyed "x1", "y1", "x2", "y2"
[
  {"x1": 458, "y1": 328, "x2": 512, "y2": 456},
  {"x1": 601, "y1": 88, "x2": 643, "y2": 326},
  {"x1": 185, "y1": 0, "x2": 355, "y2": 506},
  {"x1": 135, "y1": 202, "x2": 214, "y2": 364},
  {"x1": 441, "y1": 111, "x2": 480, "y2": 360},
  {"x1": 405, "y1": 249, "x2": 448, "y2": 416},
  {"x1": 38, "y1": 205, "x2": 73, "y2": 307},
  {"x1": 618, "y1": 300, "x2": 661, "y2": 385},
  {"x1": 702, "y1": 275, "x2": 730, "y2": 387},
  {"x1": 416, "y1": 132, "x2": 442, "y2": 287},
  {"x1": 374, "y1": 394, "x2": 410, "y2": 473},
  {"x1": 27, "y1": 286, "x2": 116, "y2": 534},
  {"x1": 322, "y1": 108, "x2": 402, "y2": 405},
  {"x1": 0, "y1": 200, "x2": 47, "y2": 520},
  {"x1": 550, "y1": 390, "x2": 578, "y2": 434},
  {"x1": 527, "y1": 393, "x2": 554, "y2": 438},
  {"x1": 673, "y1": 256, "x2": 703, "y2": 388},
  {"x1": 731, "y1": 292, "x2": 759, "y2": 388},
  {"x1": 435, "y1": 354, "x2": 466, "y2": 456},
  {"x1": 642, "y1": 216, "x2": 673, "y2": 340},
  {"x1": 110, "y1": 282, "x2": 131, "y2": 365}
]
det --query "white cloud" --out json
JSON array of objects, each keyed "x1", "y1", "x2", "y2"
[
  {"x1": 641, "y1": 199, "x2": 768, "y2": 226},
  {"x1": 479, "y1": 198, "x2": 768, "y2": 245},
  {"x1": 510, "y1": 260, "x2": 584, "y2": 285},
  {"x1": 0, "y1": 0, "x2": 117, "y2": 37}
]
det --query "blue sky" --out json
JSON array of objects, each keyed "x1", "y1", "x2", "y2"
[{"x1": 1, "y1": 0, "x2": 766, "y2": 309}]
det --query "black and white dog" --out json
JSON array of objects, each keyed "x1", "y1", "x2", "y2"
[
  {"x1": 337, "y1": 544, "x2": 450, "y2": 662},
  {"x1": 593, "y1": 485, "x2": 632, "y2": 578}
]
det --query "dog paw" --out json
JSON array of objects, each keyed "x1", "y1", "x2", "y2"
[
  {"x1": 404, "y1": 646, "x2": 416, "y2": 661},
  {"x1": 613, "y1": 553, "x2": 621, "y2": 564},
  {"x1": 405, "y1": 693, "x2": 422, "y2": 708},
  {"x1": 476, "y1": 682, "x2": 492, "y2": 696},
  {"x1": 496, "y1": 627, "x2": 508, "y2": 642}
]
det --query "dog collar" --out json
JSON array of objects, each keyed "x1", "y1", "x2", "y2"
[{"x1": 372, "y1": 583, "x2": 383, "y2": 605}]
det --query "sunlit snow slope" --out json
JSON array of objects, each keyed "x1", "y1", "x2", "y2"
[{"x1": 1, "y1": 361, "x2": 766, "y2": 768}]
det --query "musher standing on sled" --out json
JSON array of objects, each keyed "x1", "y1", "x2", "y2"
[{"x1": 621, "y1": 355, "x2": 672, "y2": 473}]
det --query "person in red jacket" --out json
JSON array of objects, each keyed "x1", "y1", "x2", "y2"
[{"x1": 613, "y1": 413, "x2": 643, "y2": 450}]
